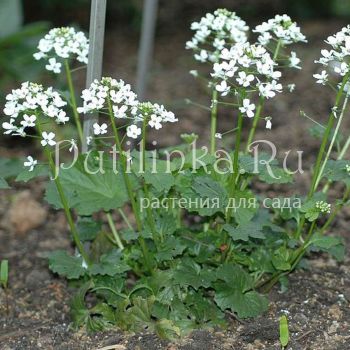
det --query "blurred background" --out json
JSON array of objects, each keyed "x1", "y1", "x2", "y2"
[{"x1": 1, "y1": 0, "x2": 350, "y2": 154}]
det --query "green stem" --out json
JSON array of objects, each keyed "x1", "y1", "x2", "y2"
[
  {"x1": 338, "y1": 134, "x2": 350, "y2": 160},
  {"x1": 210, "y1": 89, "x2": 218, "y2": 155},
  {"x1": 64, "y1": 60, "x2": 84, "y2": 145},
  {"x1": 230, "y1": 112, "x2": 244, "y2": 195},
  {"x1": 36, "y1": 122, "x2": 89, "y2": 264},
  {"x1": 245, "y1": 96, "x2": 265, "y2": 153},
  {"x1": 106, "y1": 212, "x2": 124, "y2": 250},
  {"x1": 107, "y1": 98, "x2": 152, "y2": 271},
  {"x1": 226, "y1": 110, "x2": 244, "y2": 225},
  {"x1": 308, "y1": 74, "x2": 349, "y2": 198},
  {"x1": 141, "y1": 118, "x2": 159, "y2": 243},
  {"x1": 320, "y1": 187, "x2": 350, "y2": 233},
  {"x1": 314, "y1": 95, "x2": 349, "y2": 190},
  {"x1": 118, "y1": 208, "x2": 133, "y2": 231}
]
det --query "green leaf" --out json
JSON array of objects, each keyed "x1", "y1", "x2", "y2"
[
  {"x1": 239, "y1": 154, "x2": 292, "y2": 184},
  {"x1": 279, "y1": 315, "x2": 289, "y2": 348},
  {"x1": 155, "y1": 319, "x2": 181, "y2": 340},
  {"x1": 323, "y1": 160, "x2": 350, "y2": 187},
  {"x1": 191, "y1": 176, "x2": 228, "y2": 215},
  {"x1": 127, "y1": 296, "x2": 155, "y2": 329},
  {"x1": 214, "y1": 284, "x2": 268, "y2": 318},
  {"x1": 77, "y1": 217, "x2": 102, "y2": 242},
  {"x1": 173, "y1": 259, "x2": 216, "y2": 290},
  {"x1": 144, "y1": 171, "x2": 175, "y2": 193},
  {"x1": 155, "y1": 236, "x2": 186, "y2": 262},
  {"x1": 185, "y1": 291, "x2": 225, "y2": 325},
  {"x1": 300, "y1": 192, "x2": 327, "y2": 222},
  {"x1": 0, "y1": 177, "x2": 10, "y2": 189},
  {"x1": 216, "y1": 263, "x2": 253, "y2": 291},
  {"x1": 223, "y1": 222, "x2": 265, "y2": 241},
  {"x1": 48, "y1": 250, "x2": 86, "y2": 279},
  {"x1": 0, "y1": 260, "x2": 9, "y2": 288},
  {"x1": 232, "y1": 190, "x2": 258, "y2": 225},
  {"x1": 272, "y1": 247, "x2": 292, "y2": 271},
  {"x1": 90, "y1": 249, "x2": 130, "y2": 276},
  {"x1": 70, "y1": 281, "x2": 93, "y2": 328},
  {"x1": 0, "y1": 157, "x2": 24, "y2": 179},
  {"x1": 310, "y1": 233, "x2": 342, "y2": 249},
  {"x1": 93, "y1": 275, "x2": 126, "y2": 307},
  {"x1": 15, "y1": 165, "x2": 48, "y2": 183},
  {"x1": 45, "y1": 154, "x2": 130, "y2": 215},
  {"x1": 214, "y1": 263, "x2": 268, "y2": 318},
  {"x1": 309, "y1": 233, "x2": 345, "y2": 261}
]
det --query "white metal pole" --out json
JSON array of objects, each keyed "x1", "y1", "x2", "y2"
[
  {"x1": 82, "y1": 0, "x2": 107, "y2": 153},
  {"x1": 136, "y1": 0, "x2": 159, "y2": 101}
]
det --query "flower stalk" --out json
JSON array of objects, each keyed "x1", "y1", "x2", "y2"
[
  {"x1": 64, "y1": 59, "x2": 84, "y2": 144},
  {"x1": 36, "y1": 120, "x2": 90, "y2": 264}
]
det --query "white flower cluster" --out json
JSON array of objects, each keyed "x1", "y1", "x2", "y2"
[
  {"x1": 186, "y1": 9, "x2": 249, "y2": 63},
  {"x1": 314, "y1": 26, "x2": 350, "y2": 85},
  {"x1": 213, "y1": 42, "x2": 283, "y2": 103},
  {"x1": 79, "y1": 78, "x2": 177, "y2": 139},
  {"x1": 2, "y1": 82, "x2": 67, "y2": 137},
  {"x1": 78, "y1": 77, "x2": 138, "y2": 115},
  {"x1": 126, "y1": 102, "x2": 178, "y2": 139},
  {"x1": 315, "y1": 201, "x2": 331, "y2": 214},
  {"x1": 34, "y1": 27, "x2": 89, "y2": 73},
  {"x1": 254, "y1": 14, "x2": 307, "y2": 46}
]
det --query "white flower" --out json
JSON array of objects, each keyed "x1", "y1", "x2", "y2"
[
  {"x1": 113, "y1": 105, "x2": 128, "y2": 119},
  {"x1": 33, "y1": 52, "x2": 46, "y2": 60},
  {"x1": 41, "y1": 131, "x2": 56, "y2": 146},
  {"x1": 79, "y1": 78, "x2": 138, "y2": 114},
  {"x1": 2, "y1": 120, "x2": 17, "y2": 135},
  {"x1": 258, "y1": 81, "x2": 282, "y2": 99},
  {"x1": 24, "y1": 156, "x2": 38, "y2": 172},
  {"x1": 288, "y1": 84, "x2": 296, "y2": 92},
  {"x1": 215, "y1": 133, "x2": 222, "y2": 139},
  {"x1": 258, "y1": 32, "x2": 272, "y2": 45},
  {"x1": 334, "y1": 62, "x2": 349, "y2": 76},
  {"x1": 2, "y1": 82, "x2": 67, "y2": 137},
  {"x1": 265, "y1": 118, "x2": 272, "y2": 129},
  {"x1": 237, "y1": 71, "x2": 254, "y2": 87},
  {"x1": 126, "y1": 125, "x2": 141, "y2": 139},
  {"x1": 148, "y1": 114, "x2": 162, "y2": 129},
  {"x1": 34, "y1": 27, "x2": 89, "y2": 70},
  {"x1": 86, "y1": 136, "x2": 93, "y2": 145},
  {"x1": 216, "y1": 80, "x2": 230, "y2": 96},
  {"x1": 93, "y1": 123, "x2": 108, "y2": 135},
  {"x1": 20, "y1": 114, "x2": 37, "y2": 128},
  {"x1": 194, "y1": 49, "x2": 209, "y2": 62},
  {"x1": 239, "y1": 99, "x2": 256, "y2": 118},
  {"x1": 45, "y1": 58, "x2": 62, "y2": 74},
  {"x1": 313, "y1": 70, "x2": 328, "y2": 85},
  {"x1": 254, "y1": 15, "x2": 306, "y2": 45},
  {"x1": 289, "y1": 51, "x2": 301, "y2": 69},
  {"x1": 187, "y1": 9, "x2": 249, "y2": 64}
]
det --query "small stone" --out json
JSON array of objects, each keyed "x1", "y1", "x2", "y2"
[
  {"x1": 328, "y1": 305, "x2": 343, "y2": 320},
  {"x1": 25, "y1": 269, "x2": 50, "y2": 290},
  {"x1": 7, "y1": 191, "x2": 47, "y2": 235}
]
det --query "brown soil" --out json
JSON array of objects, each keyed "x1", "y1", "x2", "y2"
[{"x1": 1, "y1": 20, "x2": 350, "y2": 350}]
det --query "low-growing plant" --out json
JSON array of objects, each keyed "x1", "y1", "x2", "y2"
[
  {"x1": 279, "y1": 314, "x2": 289, "y2": 349},
  {"x1": 0, "y1": 259, "x2": 9, "y2": 315},
  {"x1": 1, "y1": 10, "x2": 349, "y2": 339}
]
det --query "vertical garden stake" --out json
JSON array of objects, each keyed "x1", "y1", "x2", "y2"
[
  {"x1": 136, "y1": 0, "x2": 159, "y2": 101},
  {"x1": 82, "y1": 0, "x2": 107, "y2": 152}
]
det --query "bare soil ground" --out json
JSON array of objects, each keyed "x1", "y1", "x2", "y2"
[{"x1": 0, "y1": 20, "x2": 350, "y2": 350}]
